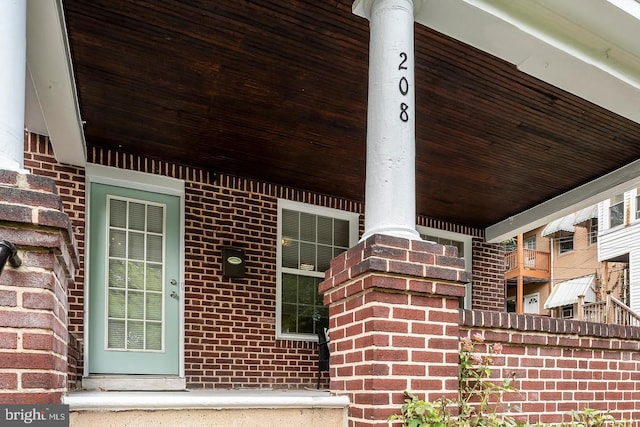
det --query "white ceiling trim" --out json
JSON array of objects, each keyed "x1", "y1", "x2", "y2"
[
  {"x1": 26, "y1": 0, "x2": 86, "y2": 166},
  {"x1": 485, "y1": 158, "x2": 640, "y2": 242}
]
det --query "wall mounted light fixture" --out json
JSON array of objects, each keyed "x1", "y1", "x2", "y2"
[{"x1": 222, "y1": 247, "x2": 245, "y2": 278}]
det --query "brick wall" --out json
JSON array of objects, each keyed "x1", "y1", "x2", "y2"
[
  {"x1": 460, "y1": 310, "x2": 640, "y2": 424},
  {"x1": 472, "y1": 238, "x2": 506, "y2": 311},
  {"x1": 319, "y1": 234, "x2": 470, "y2": 426},
  {"x1": 23, "y1": 134, "x2": 503, "y2": 390},
  {"x1": 0, "y1": 168, "x2": 78, "y2": 403}
]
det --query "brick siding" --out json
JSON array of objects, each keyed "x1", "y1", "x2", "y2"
[
  {"x1": 23, "y1": 133, "x2": 503, "y2": 390},
  {"x1": 460, "y1": 309, "x2": 640, "y2": 424},
  {"x1": 0, "y1": 168, "x2": 77, "y2": 403},
  {"x1": 472, "y1": 238, "x2": 506, "y2": 311}
]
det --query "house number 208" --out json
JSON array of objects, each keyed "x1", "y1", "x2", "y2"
[{"x1": 398, "y1": 52, "x2": 409, "y2": 122}]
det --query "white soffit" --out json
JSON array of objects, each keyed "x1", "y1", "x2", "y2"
[
  {"x1": 405, "y1": 0, "x2": 640, "y2": 242},
  {"x1": 26, "y1": 0, "x2": 86, "y2": 166},
  {"x1": 415, "y1": 0, "x2": 640, "y2": 124}
]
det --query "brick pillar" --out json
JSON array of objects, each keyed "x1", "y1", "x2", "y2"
[
  {"x1": 0, "y1": 169, "x2": 78, "y2": 403},
  {"x1": 319, "y1": 234, "x2": 470, "y2": 427}
]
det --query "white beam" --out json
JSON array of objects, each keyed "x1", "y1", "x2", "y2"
[
  {"x1": 26, "y1": 0, "x2": 86, "y2": 166},
  {"x1": 486, "y1": 158, "x2": 640, "y2": 243}
]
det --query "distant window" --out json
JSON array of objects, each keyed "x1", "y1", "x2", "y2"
[
  {"x1": 589, "y1": 218, "x2": 598, "y2": 244},
  {"x1": 418, "y1": 228, "x2": 473, "y2": 310},
  {"x1": 636, "y1": 194, "x2": 640, "y2": 220},
  {"x1": 610, "y1": 194, "x2": 624, "y2": 228},
  {"x1": 561, "y1": 305, "x2": 574, "y2": 319},
  {"x1": 524, "y1": 236, "x2": 536, "y2": 250},
  {"x1": 557, "y1": 231, "x2": 573, "y2": 254},
  {"x1": 506, "y1": 298, "x2": 516, "y2": 313}
]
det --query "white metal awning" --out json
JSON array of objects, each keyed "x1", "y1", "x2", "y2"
[
  {"x1": 541, "y1": 213, "x2": 576, "y2": 237},
  {"x1": 544, "y1": 274, "x2": 596, "y2": 309},
  {"x1": 573, "y1": 205, "x2": 598, "y2": 226}
]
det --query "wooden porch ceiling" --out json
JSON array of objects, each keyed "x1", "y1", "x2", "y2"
[{"x1": 61, "y1": 0, "x2": 640, "y2": 232}]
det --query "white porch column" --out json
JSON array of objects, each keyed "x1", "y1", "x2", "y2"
[
  {"x1": 0, "y1": 0, "x2": 27, "y2": 171},
  {"x1": 358, "y1": 0, "x2": 421, "y2": 241}
]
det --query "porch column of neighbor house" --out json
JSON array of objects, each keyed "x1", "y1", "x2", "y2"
[
  {"x1": 319, "y1": 234, "x2": 470, "y2": 427},
  {"x1": 0, "y1": 170, "x2": 78, "y2": 404},
  {"x1": 359, "y1": 0, "x2": 420, "y2": 241},
  {"x1": 0, "y1": 0, "x2": 27, "y2": 172},
  {"x1": 516, "y1": 234, "x2": 524, "y2": 314}
]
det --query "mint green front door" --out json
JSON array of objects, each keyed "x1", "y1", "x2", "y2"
[{"x1": 88, "y1": 183, "x2": 180, "y2": 375}]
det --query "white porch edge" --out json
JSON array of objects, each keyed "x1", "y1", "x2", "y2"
[
  {"x1": 26, "y1": 0, "x2": 86, "y2": 166},
  {"x1": 64, "y1": 389, "x2": 350, "y2": 411},
  {"x1": 486, "y1": 158, "x2": 640, "y2": 243}
]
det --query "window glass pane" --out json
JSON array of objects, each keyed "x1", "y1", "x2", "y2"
[
  {"x1": 297, "y1": 305, "x2": 315, "y2": 334},
  {"x1": 282, "y1": 209, "x2": 299, "y2": 240},
  {"x1": 146, "y1": 293, "x2": 162, "y2": 321},
  {"x1": 127, "y1": 321, "x2": 144, "y2": 349},
  {"x1": 128, "y1": 261, "x2": 145, "y2": 290},
  {"x1": 299, "y1": 242, "x2": 316, "y2": 271},
  {"x1": 610, "y1": 202, "x2": 624, "y2": 227},
  {"x1": 109, "y1": 199, "x2": 127, "y2": 228},
  {"x1": 298, "y1": 276, "x2": 316, "y2": 305},
  {"x1": 146, "y1": 264, "x2": 162, "y2": 291},
  {"x1": 300, "y1": 212, "x2": 316, "y2": 242},
  {"x1": 129, "y1": 202, "x2": 145, "y2": 231},
  {"x1": 281, "y1": 303, "x2": 297, "y2": 334},
  {"x1": 146, "y1": 322, "x2": 162, "y2": 350},
  {"x1": 282, "y1": 273, "x2": 297, "y2": 303},
  {"x1": 108, "y1": 289, "x2": 125, "y2": 318},
  {"x1": 108, "y1": 319, "x2": 125, "y2": 348},
  {"x1": 147, "y1": 235, "x2": 163, "y2": 262},
  {"x1": 109, "y1": 260, "x2": 126, "y2": 288},
  {"x1": 147, "y1": 205, "x2": 163, "y2": 233},
  {"x1": 128, "y1": 232, "x2": 145, "y2": 260},
  {"x1": 317, "y1": 216, "x2": 333, "y2": 245},
  {"x1": 282, "y1": 240, "x2": 299, "y2": 269},
  {"x1": 127, "y1": 291, "x2": 145, "y2": 319},
  {"x1": 317, "y1": 245, "x2": 333, "y2": 272},
  {"x1": 109, "y1": 229, "x2": 126, "y2": 258},
  {"x1": 334, "y1": 219, "x2": 350, "y2": 247}
]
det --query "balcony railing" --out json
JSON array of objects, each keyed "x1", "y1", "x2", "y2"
[
  {"x1": 505, "y1": 249, "x2": 550, "y2": 279},
  {"x1": 579, "y1": 294, "x2": 640, "y2": 327}
]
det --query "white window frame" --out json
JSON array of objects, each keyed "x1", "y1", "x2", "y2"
[
  {"x1": 609, "y1": 193, "x2": 625, "y2": 228},
  {"x1": 416, "y1": 226, "x2": 473, "y2": 310},
  {"x1": 84, "y1": 164, "x2": 186, "y2": 391},
  {"x1": 276, "y1": 199, "x2": 359, "y2": 341}
]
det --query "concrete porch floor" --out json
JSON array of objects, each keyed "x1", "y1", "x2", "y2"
[{"x1": 64, "y1": 389, "x2": 350, "y2": 427}]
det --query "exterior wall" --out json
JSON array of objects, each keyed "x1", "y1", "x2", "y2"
[
  {"x1": 472, "y1": 239, "x2": 505, "y2": 311},
  {"x1": 460, "y1": 310, "x2": 640, "y2": 424},
  {"x1": 551, "y1": 225, "x2": 598, "y2": 284},
  {"x1": 599, "y1": 191, "x2": 640, "y2": 312},
  {"x1": 0, "y1": 169, "x2": 78, "y2": 403},
  {"x1": 23, "y1": 133, "x2": 500, "y2": 390}
]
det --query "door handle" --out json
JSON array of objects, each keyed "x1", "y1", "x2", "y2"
[{"x1": 170, "y1": 291, "x2": 179, "y2": 300}]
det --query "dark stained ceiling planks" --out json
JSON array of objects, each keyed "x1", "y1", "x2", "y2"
[{"x1": 62, "y1": 0, "x2": 640, "y2": 231}]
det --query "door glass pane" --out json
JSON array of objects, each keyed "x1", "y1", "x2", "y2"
[
  {"x1": 109, "y1": 199, "x2": 127, "y2": 228},
  {"x1": 146, "y1": 322, "x2": 162, "y2": 350},
  {"x1": 129, "y1": 202, "x2": 146, "y2": 231},
  {"x1": 109, "y1": 230, "x2": 126, "y2": 258},
  {"x1": 128, "y1": 232, "x2": 145, "y2": 260},
  {"x1": 109, "y1": 260, "x2": 126, "y2": 288},
  {"x1": 147, "y1": 235, "x2": 163, "y2": 263},
  {"x1": 107, "y1": 197, "x2": 166, "y2": 351}
]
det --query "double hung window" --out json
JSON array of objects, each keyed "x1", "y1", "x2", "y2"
[{"x1": 277, "y1": 200, "x2": 358, "y2": 340}]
